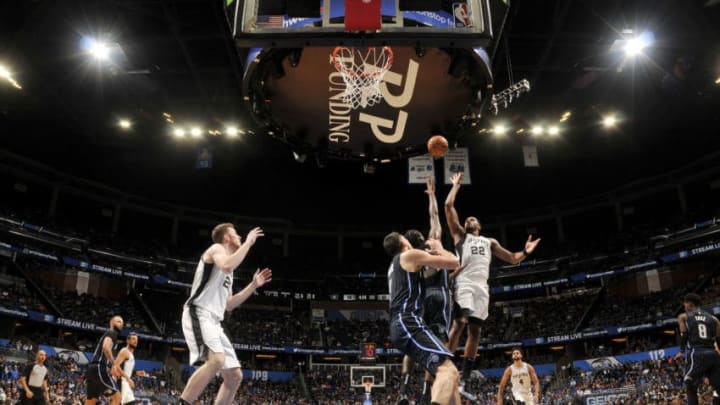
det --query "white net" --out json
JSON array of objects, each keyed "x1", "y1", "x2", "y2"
[{"x1": 332, "y1": 46, "x2": 393, "y2": 110}]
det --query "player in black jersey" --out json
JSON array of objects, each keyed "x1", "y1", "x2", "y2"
[
  {"x1": 673, "y1": 293, "x2": 720, "y2": 405},
  {"x1": 385, "y1": 231, "x2": 461, "y2": 405},
  {"x1": 398, "y1": 176, "x2": 458, "y2": 405},
  {"x1": 85, "y1": 316, "x2": 124, "y2": 405}
]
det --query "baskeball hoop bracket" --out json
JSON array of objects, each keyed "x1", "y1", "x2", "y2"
[{"x1": 332, "y1": 46, "x2": 394, "y2": 109}]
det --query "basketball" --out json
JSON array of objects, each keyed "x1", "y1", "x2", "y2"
[{"x1": 427, "y1": 135, "x2": 449, "y2": 158}]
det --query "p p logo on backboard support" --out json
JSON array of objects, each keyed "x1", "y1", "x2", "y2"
[{"x1": 453, "y1": 3, "x2": 473, "y2": 28}]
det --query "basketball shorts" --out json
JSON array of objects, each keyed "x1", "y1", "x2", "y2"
[
  {"x1": 684, "y1": 347, "x2": 720, "y2": 387},
  {"x1": 454, "y1": 282, "x2": 489, "y2": 321},
  {"x1": 182, "y1": 305, "x2": 240, "y2": 369},
  {"x1": 390, "y1": 313, "x2": 453, "y2": 376},
  {"x1": 120, "y1": 379, "x2": 135, "y2": 405},
  {"x1": 513, "y1": 391, "x2": 534, "y2": 405},
  {"x1": 423, "y1": 287, "x2": 452, "y2": 342},
  {"x1": 86, "y1": 363, "x2": 119, "y2": 400}
]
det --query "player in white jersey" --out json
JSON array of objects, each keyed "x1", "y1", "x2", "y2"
[
  {"x1": 179, "y1": 223, "x2": 272, "y2": 405},
  {"x1": 444, "y1": 172, "x2": 540, "y2": 399},
  {"x1": 497, "y1": 349, "x2": 540, "y2": 405},
  {"x1": 114, "y1": 333, "x2": 138, "y2": 405}
]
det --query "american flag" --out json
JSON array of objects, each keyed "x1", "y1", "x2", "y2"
[{"x1": 256, "y1": 15, "x2": 285, "y2": 28}]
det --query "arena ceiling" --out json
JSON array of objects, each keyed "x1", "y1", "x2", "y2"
[{"x1": 0, "y1": 0, "x2": 719, "y2": 227}]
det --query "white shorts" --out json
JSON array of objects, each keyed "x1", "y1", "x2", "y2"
[
  {"x1": 513, "y1": 391, "x2": 534, "y2": 405},
  {"x1": 454, "y1": 282, "x2": 489, "y2": 320},
  {"x1": 121, "y1": 380, "x2": 135, "y2": 405},
  {"x1": 182, "y1": 306, "x2": 240, "y2": 369}
]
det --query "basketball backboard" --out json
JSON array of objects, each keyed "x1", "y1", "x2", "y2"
[
  {"x1": 350, "y1": 365, "x2": 386, "y2": 388},
  {"x1": 228, "y1": 0, "x2": 501, "y2": 47}
]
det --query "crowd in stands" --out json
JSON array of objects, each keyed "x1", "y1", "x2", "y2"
[
  {"x1": 586, "y1": 287, "x2": 692, "y2": 331},
  {"x1": 226, "y1": 310, "x2": 312, "y2": 348}
]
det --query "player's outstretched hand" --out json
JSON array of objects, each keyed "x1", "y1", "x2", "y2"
[
  {"x1": 425, "y1": 175, "x2": 435, "y2": 195},
  {"x1": 450, "y1": 172, "x2": 463, "y2": 186},
  {"x1": 525, "y1": 235, "x2": 541, "y2": 255},
  {"x1": 252, "y1": 268, "x2": 272, "y2": 288},
  {"x1": 673, "y1": 351, "x2": 684, "y2": 362},
  {"x1": 245, "y1": 227, "x2": 264, "y2": 246}
]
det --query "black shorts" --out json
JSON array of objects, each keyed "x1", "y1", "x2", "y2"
[
  {"x1": 390, "y1": 314, "x2": 453, "y2": 376},
  {"x1": 21, "y1": 387, "x2": 45, "y2": 405},
  {"x1": 86, "y1": 364, "x2": 119, "y2": 400},
  {"x1": 423, "y1": 287, "x2": 452, "y2": 342},
  {"x1": 685, "y1": 348, "x2": 720, "y2": 388}
]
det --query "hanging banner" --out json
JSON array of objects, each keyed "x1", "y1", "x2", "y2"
[
  {"x1": 443, "y1": 147, "x2": 471, "y2": 185},
  {"x1": 408, "y1": 154, "x2": 435, "y2": 184}
]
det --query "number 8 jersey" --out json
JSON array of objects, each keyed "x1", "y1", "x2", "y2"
[
  {"x1": 687, "y1": 309, "x2": 717, "y2": 350},
  {"x1": 455, "y1": 233, "x2": 493, "y2": 286}
]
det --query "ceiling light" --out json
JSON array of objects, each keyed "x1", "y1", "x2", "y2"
[
  {"x1": 531, "y1": 126, "x2": 543, "y2": 136},
  {"x1": 715, "y1": 76, "x2": 720, "y2": 85},
  {"x1": 226, "y1": 126, "x2": 239, "y2": 137},
  {"x1": 492, "y1": 125, "x2": 507, "y2": 136},
  {"x1": 623, "y1": 31, "x2": 654, "y2": 57},
  {"x1": 560, "y1": 111, "x2": 571, "y2": 122},
  {"x1": 87, "y1": 39, "x2": 111, "y2": 61},
  {"x1": 0, "y1": 64, "x2": 22, "y2": 89},
  {"x1": 190, "y1": 127, "x2": 202, "y2": 138},
  {"x1": 118, "y1": 119, "x2": 131, "y2": 129},
  {"x1": 547, "y1": 126, "x2": 560, "y2": 136},
  {"x1": 602, "y1": 115, "x2": 617, "y2": 128},
  {"x1": 173, "y1": 128, "x2": 186, "y2": 138}
]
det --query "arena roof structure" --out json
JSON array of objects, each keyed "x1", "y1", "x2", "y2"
[{"x1": 1, "y1": 0, "x2": 719, "y2": 226}]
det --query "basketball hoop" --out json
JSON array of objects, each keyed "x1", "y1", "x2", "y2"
[{"x1": 332, "y1": 46, "x2": 393, "y2": 110}]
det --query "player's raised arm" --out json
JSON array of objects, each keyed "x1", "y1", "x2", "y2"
[
  {"x1": 490, "y1": 235, "x2": 541, "y2": 265},
  {"x1": 426, "y1": 176, "x2": 442, "y2": 240},
  {"x1": 204, "y1": 227, "x2": 264, "y2": 274},
  {"x1": 444, "y1": 172, "x2": 465, "y2": 244},
  {"x1": 226, "y1": 268, "x2": 273, "y2": 311},
  {"x1": 496, "y1": 367, "x2": 512, "y2": 405}
]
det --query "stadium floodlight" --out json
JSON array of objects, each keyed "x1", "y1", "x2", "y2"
[
  {"x1": 623, "y1": 31, "x2": 654, "y2": 58},
  {"x1": 0, "y1": 64, "x2": 22, "y2": 89},
  {"x1": 560, "y1": 111, "x2": 571, "y2": 122},
  {"x1": 118, "y1": 119, "x2": 132, "y2": 129},
  {"x1": 190, "y1": 127, "x2": 202, "y2": 138},
  {"x1": 173, "y1": 128, "x2": 186, "y2": 138},
  {"x1": 492, "y1": 124, "x2": 508, "y2": 136},
  {"x1": 547, "y1": 126, "x2": 560, "y2": 136},
  {"x1": 531, "y1": 126, "x2": 544, "y2": 136},
  {"x1": 602, "y1": 114, "x2": 617, "y2": 128},
  {"x1": 86, "y1": 38, "x2": 111, "y2": 61},
  {"x1": 715, "y1": 76, "x2": 720, "y2": 85},
  {"x1": 225, "y1": 126, "x2": 239, "y2": 137}
]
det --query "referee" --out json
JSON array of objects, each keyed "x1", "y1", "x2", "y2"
[{"x1": 20, "y1": 350, "x2": 50, "y2": 405}]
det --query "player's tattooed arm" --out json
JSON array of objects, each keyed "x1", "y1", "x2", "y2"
[{"x1": 490, "y1": 235, "x2": 541, "y2": 265}]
